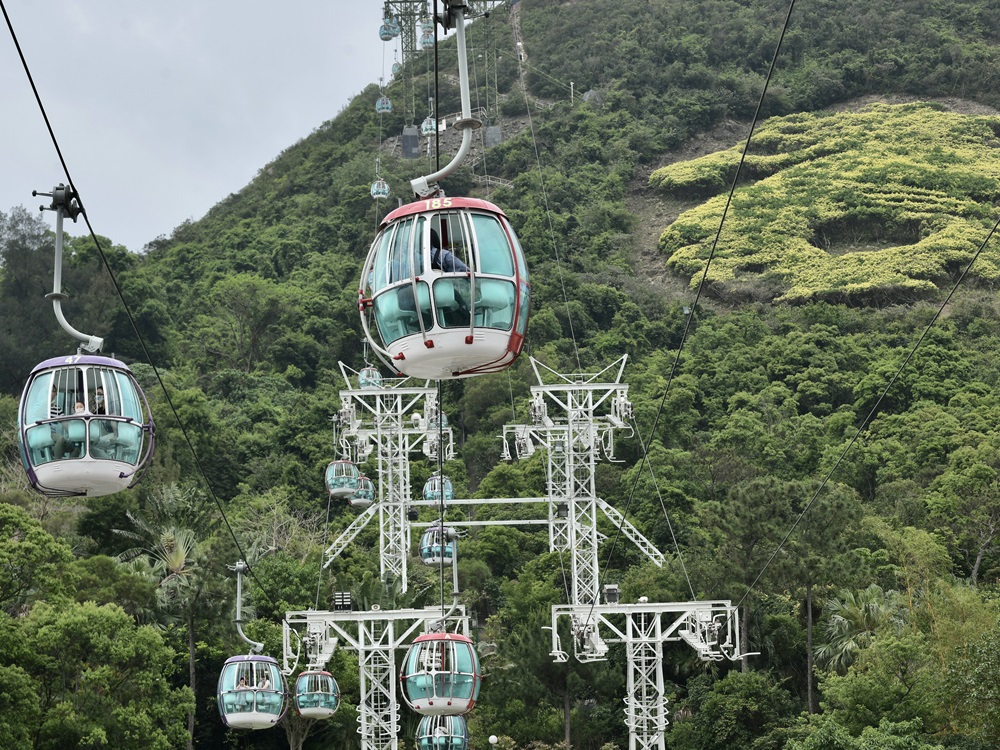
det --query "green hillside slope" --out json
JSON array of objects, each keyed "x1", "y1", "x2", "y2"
[{"x1": 7, "y1": 1, "x2": 1000, "y2": 748}]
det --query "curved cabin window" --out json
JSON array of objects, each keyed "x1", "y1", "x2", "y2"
[
  {"x1": 472, "y1": 214, "x2": 514, "y2": 276},
  {"x1": 374, "y1": 281, "x2": 433, "y2": 343},
  {"x1": 516, "y1": 282, "x2": 530, "y2": 336},
  {"x1": 432, "y1": 212, "x2": 473, "y2": 272},
  {"x1": 474, "y1": 279, "x2": 516, "y2": 331},
  {"x1": 433, "y1": 277, "x2": 471, "y2": 329},
  {"x1": 374, "y1": 217, "x2": 425, "y2": 292}
]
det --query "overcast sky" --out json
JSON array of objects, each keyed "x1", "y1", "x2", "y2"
[{"x1": 2, "y1": 2, "x2": 393, "y2": 251}]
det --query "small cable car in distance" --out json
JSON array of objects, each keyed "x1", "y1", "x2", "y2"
[
  {"x1": 401, "y1": 631, "x2": 481, "y2": 716},
  {"x1": 349, "y1": 475, "x2": 376, "y2": 507},
  {"x1": 359, "y1": 197, "x2": 530, "y2": 380},
  {"x1": 419, "y1": 524, "x2": 455, "y2": 566},
  {"x1": 416, "y1": 714, "x2": 469, "y2": 750},
  {"x1": 294, "y1": 670, "x2": 341, "y2": 719},
  {"x1": 358, "y1": 365, "x2": 383, "y2": 389},
  {"x1": 325, "y1": 459, "x2": 361, "y2": 499},
  {"x1": 217, "y1": 654, "x2": 289, "y2": 730},
  {"x1": 18, "y1": 354, "x2": 154, "y2": 497},
  {"x1": 422, "y1": 474, "x2": 454, "y2": 505}
]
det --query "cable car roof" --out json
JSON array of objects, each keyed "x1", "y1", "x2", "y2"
[
  {"x1": 379, "y1": 197, "x2": 509, "y2": 229},
  {"x1": 29, "y1": 354, "x2": 133, "y2": 373}
]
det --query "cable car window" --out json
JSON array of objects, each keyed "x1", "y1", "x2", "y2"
[
  {"x1": 112, "y1": 369, "x2": 142, "y2": 421},
  {"x1": 24, "y1": 372, "x2": 53, "y2": 423},
  {"x1": 432, "y1": 212, "x2": 472, "y2": 272},
  {"x1": 374, "y1": 281, "x2": 432, "y2": 342},
  {"x1": 389, "y1": 218, "x2": 418, "y2": 283},
  {"x1": 413, "y1": 215, "x2": 426, "y2": 276},
  {"x1": 372, "y1": 225, "x2": 395, "y2": 292},
  {"x1": 516, "y1": 283, "x2": 530, "y2": 336},
  {"x1": 474, "y1": 279, "x2": 515, "y2": 331},
  {"x1": 433, "y1": 278, "x2": 471, "y2": 328},
  {"x1": 472, "y1": 214, "x2": 514, "y2": 276},
  {"x1": 508, "y1": 217, "x2": 529, "y2": 281}
]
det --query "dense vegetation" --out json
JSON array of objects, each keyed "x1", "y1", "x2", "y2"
[
  {"x1": 6, "y1": 0, "x2": 1000, "y2": 748},
  {"x1": 653, "y1": 103, "x2": 1000, "y2": 304}
]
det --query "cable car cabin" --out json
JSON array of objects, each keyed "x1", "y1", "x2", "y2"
[
  {"x1": 371, "y1": 179, "x2": 390, "y2": 200},
  {"x1": 18, "y1": 355, "x2": 154, "y2": 498},
  {"x1": 401, "y1": 632, "x2": 481, "y2": 716},
  {"x1": 294, "y1": 670, "x2": 341, "y2": 720},
  {"x1": 422, "y1": 474, "x2": 454, "y2": 505},
  {"x1": 359, "y1": 366, "x2": 383, "y2": 389},
  {"x1": 349, "y1": 475, "x2": 376, "y2": 508},
  {"x1": 325, "y1": 460, "x2": 360, "y2": 499},
  {"x1": 419, "y1": 525, "x2": 455, "y2": 566},
  {"x1": 426, "y1": 411, "x2": 449, "y2": 430},
  {"x1": 217, "y1": 655, "x2": 288, "y2": 730},
  {"x1": 359, "y1": 197, "x2": 530, "y2": 380},
  {"x1": 417, "y1": 715, "x2": 469, "y2": 750}
]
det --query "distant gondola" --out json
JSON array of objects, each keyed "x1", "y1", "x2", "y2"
[{"x1": 294, "y1": 670, "x2": 341, "y2": 719}]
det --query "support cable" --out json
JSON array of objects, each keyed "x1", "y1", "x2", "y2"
[
  {"x1": 595, "y1": 0, "x2": 799, "y2": 609},
  {"x1": 511, "y1": 24, "x2": 582, "y2": 371},
  {"x1": 315, "y1": 491, "x2": 335, "y2": 609}
]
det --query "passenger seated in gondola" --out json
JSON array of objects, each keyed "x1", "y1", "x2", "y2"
[
  {"x1": 430, "y1": 229, "x2": 469, "y2": 272},
  {"x1": 86, "y1": 387, "x2": 116, "y2": 459},
  {"x1": 431, "y1": 230, "x2": 470, "y2": 327}
]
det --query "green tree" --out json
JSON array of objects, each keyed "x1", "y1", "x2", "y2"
[
  {"x1": 927, "y1": 442, "x2": 1000, "y2": 585},
  {"x1": 8, "y1": 600, "x2": 193, "y2": 750},
  {"x1": 115, "y1": 484, "x2": 220, "y2": 750},
  {"x1": 0, "y1": 501, "x2": 73, "y2": 616},
  {"x1": 691, "y1": 476, "x2": 797, "y2": 669},
  {"x1": 784, "y1": 482, "x2": 861, "y2": 711},
  {"x1": 815, "y1": 584, "x2": 904, "y2": 673},
  {"x1": 667, "y1": 671, "x2": 795, "y2": 750}
]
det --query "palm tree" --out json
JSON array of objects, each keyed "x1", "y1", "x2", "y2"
[
  {"x1": 814, "y1": 584, "x2": 904, "y2": 674},
  {"x1": 116, "y1": 484, "x2": 217, "y2": 750}
]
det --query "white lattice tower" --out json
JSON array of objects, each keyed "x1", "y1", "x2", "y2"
[
  {"x1": 358, "y1": 618, "x2": 401, "y2": 748},
  {"x1": 545, "y1": 425, "x2": 571, "y2": 552},
  {"x1": 505, "y1": 356, "x2": 633, "y2": 611},
  {"x1": 625, "y1": 608, "x2": 666, "y2": 750},
  {"x1": 549, "y1": 600, "x2": 743, "y2": 750},
  {"x1": 330, "y1": 364, "x2": 453, "y2": 591}
]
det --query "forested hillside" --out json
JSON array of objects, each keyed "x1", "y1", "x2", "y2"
[{"x1": 5, "y1": 0, "x2": 1000, "y2": 748}]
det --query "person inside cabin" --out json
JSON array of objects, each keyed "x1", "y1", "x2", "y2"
[
  {"x1": 258, "y1": 674, "x2": 271, "y2": 691},
  {"x1": 90, "y1": 386, "x2": 105, "y2": 414},
  {"x1": 430, "y1": 229, "x2": 471, "y2": 327},
  {"x1": 238, "y1": 676, "x2": 248, "y2": 689},
  {"x1": 430, "y1": 229, "x2": 469, "y2": 273},
  {"x1": 90, "y1": 386, "x2": 116, "y2": 439},
  {"x1": 74, "y1": 401, "x2": 86, "y2": 414}
]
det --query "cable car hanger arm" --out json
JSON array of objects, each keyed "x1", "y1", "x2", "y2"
[
  {"x1": 410, "y1": 2, "x2": 481, "y2": 199},
  {"x1": 35, "y1": 185, "x2": 103, "y2": 352}
]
